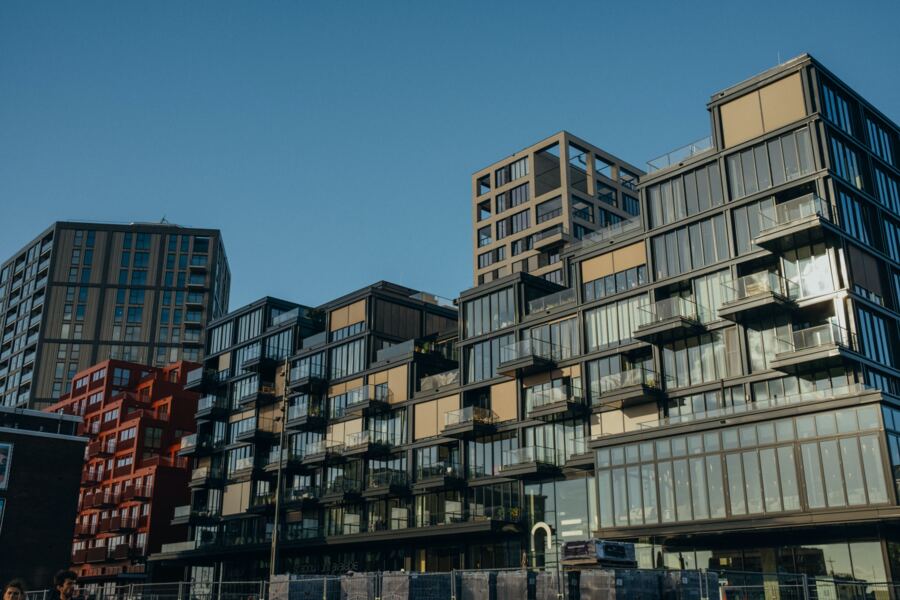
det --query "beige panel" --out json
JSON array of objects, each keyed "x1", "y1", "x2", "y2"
[
  {"x1": 721, "y1": 91, "x2": 764, "y2": 148},
  {"x1": 522, "y1": 371, "x2": 552, "y2": 388},
  {"x1": 370, "y1": 370, "x2": 389, "y2": 385},
  {"x1": 589, "y1": 413, "x2": 603, "y2": 438},
  {"x1": 580, "y1": 253, "x2": 614, "y2": 284},
  {"x1": 328, "y1": 422, "x2": 345, "y2": 444},
  {"x1": 343, "y1": 418, "x2": 363, "y2": 443},
  {"x1": 222, "y1": 482, "x2": 249, "y2": 516},
  {"x1": 274, "y1": 365, "x2": 287, "y2": 398},
  {"x1": 491, "y1": 380, "x2": 518, "y2": 422},
  {"x1": 436, "y1": 394, "x2": 460, "y2": 433},
  {"x1": 229, "y1": 409, "x2": 255, "y2": 423},
  {"x1": 599, "y1": 410, "x2": 624, "y2": 436},
  {"x1": 196, "y1": 456, "x2": 211, "y2": 469},
  {"x1": 414, "y1": 400, "x2": 438, "y2": 440},
  {"x1": 387, "y1": 365, "x2": 408, "y2": 403},
  {"x1": 346, "y1": 299, "x2": 366, "y2": 325},
  {"x1": 611, "y1": 242, "x2": 647, "y2": 272},
  {"x1": 759, "y1": 73, "x2": 806, "y2": 132},
  {"x1": 330, "y1": 306, "x2": 349, "y2": 332},
  {"x1": 218, "y1": 352, "x2": 231, "y2": 371},
  {"x1": 623, "y1": 403, "x2": 658, "y2": 432},
  {"x1": 328, "y1": 377, "x2": 364, "y2": 397},
  {"x1": 562, "y1": 364, "x2": 582, "y2": 379}
]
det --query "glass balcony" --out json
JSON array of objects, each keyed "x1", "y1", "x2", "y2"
[
  {"x1": 526, "y1": 383, "x2": 587, "y2": 421},
  {"x1": 286, "y1": 397, "x2": 325, "y2": 430},
  {"x1": 719, "y1": 271, "x2": 799, "y2": 322},
  {"x1": 196, "y1": 395, "x2": 229, "y2": 417},
  {"x1": 646, "y1": 136, "x2": 714, "y2": 173},
  {"x1": 754, "y1": 194, "x2": 836, "y2": 250},
  {"x1": 179, "y1": 433, "x2": 198, "y2": 452},
  {"x1": 593, "y1": 367, "x2": 668, "y2": 408},
  {"x1": 771, "y1": 323, "x2": 857, "y2": 373},
  {"x1": 284, "y1": 485, "x2": 320, "y2": 504},
  {"x1": 414, "y1": 460, "x2": 464, "y2": 490},
  {"x1": 500, "y1": 446, "x2": 563, "y2": 477},
  {"x1": 568, "y1": 217, "x2": 643, "y2": 253},
  {"x1": 302, "y1": 439, "x2": 345, "y2": 464},
  {"x1": 634, "y1": 297, "x2": 704, "y2": 343},
  {"x1": 289, "y1": 359, "x2": 327, "y2": 391},
  {"x1": 419, "y1": 369, "x2": 459, "y2": 394},
  {"x1": 498, "y1": 339, "x2": 565, "y2": 376},
  {"x1": 527, "y1": 288, "x2": 576, "y2": 314},
  {"x1": 343, "y1": 384, "x2": 391, "y2": 415},
  {"x1": 366, "y1": 469, "x2": 409, "y2": 495}
]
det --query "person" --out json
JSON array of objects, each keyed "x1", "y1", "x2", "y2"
[
  {"x1": 3, "y1": 580, "x2": 26, "y2": 600},
  {"x1": 53, "y1": 571, "x2": 79, "y2": 600}
]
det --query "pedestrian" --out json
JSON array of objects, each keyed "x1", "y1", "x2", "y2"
[
  {"x1": 3, "y1": 580, "x2": 26, "y2": 600},
  {"x1": 53, "y1": 571, "x2": 80, "y2": 600}
]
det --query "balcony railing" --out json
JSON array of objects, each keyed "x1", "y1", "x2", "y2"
[
  {"x1": 304, "y1": 439, "x2": 344, "y2": 456},
  {"x1": 416, "y1": 460, "x2": 463, "y2": 481},
  {"x1": 287, "y1": 397, "x2": 323, "y2": 421},
  {"x1": 569, "y1": 217, "x2": 642, "y2": 252},
  {"x1": 444, "y1": 406, "x2": 496, "y2": 428},
  {"x1": 639, "y1": 296, "x2": 701, "y2": 324},
  {"x1": 197, "y1": 395, "x2": 228, "y2": 413},
  {"x1": 501, "y1": 446, "x2": 562, "y2": 468},
  {"x1": 367, "y1": 469, "x2": 409, "y2": 489},
  {"x1": 419, "y1": 369, "x2": 459, "y2": 393},
  {"x1": 527, "y1": 288, "x2": 577, "y2": 314},
  {"x1": 778, "y1": 322, "x2": 856, "y2": 353},
  {"x1": 758, "y1": 194, "x2": 831, "y2": 232},
  {"x1": 595, "y1": 367, "x2": 665, "y2": 394},
  {"x1": 290, "y1": 360, "x2": 327, "y2": 383},
  {"x1": 723, "y1": 271, "x2": 799, "y2": 302},
  {"x1": 346, "y1": 430, "x2": 399, "y2": 449},
  {"x1": 528, "y1": 384, "x2": 584, "y2": 410},
  {"x1": 180, "y1": 433, "x2": 198, "y2": 451},
  {"x1": 190, "y1": 466, "x2": 225, "y2": 481},
  {"x1": 646, "y1": 136, "x2": 714, "y2": 173},
  {"x1": 284, "y1": 485, "x2": 320, "y2": 502},
  {"x1": 499, "y1": 338, "x2": 564, "y2": 364}
]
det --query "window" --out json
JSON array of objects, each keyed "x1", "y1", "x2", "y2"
[
  {"x1": 495, "y1": 157, "x2": 528, "y2": 187},
  {"x1": 830, "y1": 136, "x2": 865, "y2": 190},
  {"x1": 496, "y1": 209, "x2": 530, "y2": 240},
  {"x1": 209, "y1": 322, "x2": 233, "y2": 354},
  {"x1": 529, "y1": 317, "x2": 579, "y2": 361},
  {"x1": 857, "y1": 307, "x2": 892, "y2": 366},
  {"x1": 732, "y1": 197, "x2": 775, "y2": 255},
  {"x1": 648, "y1": 162, "x2": 723, "y2": 228},
  {"x1": 477, "y1": 226, "x2": 492, "y2": 248},
  {"x1": 112, "y1": 368, "x2": 130, "y2": 387},
  {"x1": 495, "y1": 182, "x2": 530, "y2": 213},
  {"x1": 236, "y1": 309, "x2": 262, "y2": 343},
  {"x1": 477, "y1": 174, "x2": 490, "y2": 196},
  {"x1": 782, "y1": 243, "x2": 834, "y2": 298},
  {"x1": 464, "y1": 287, "x2": 515, "y2": 338},
  {"x1": 464, "y1": 334, "x2": 514, "y2": 384},
  {"x1": 726, "y1": 128, "x2": 814, "y2": 199},
  {"x1": 838, "y1": 190, "x2": 871, "y2": 244},
  {"x1": 584, "y1": 295, "x2": 648, "y2": 351},
  {"x1": 866, "y1": 115, "x2": 895, "y2": 166},
  {"x1": 662, "y1": 329, "x2": 740, "y2": 389},
  {"x1": 536, "y1": 196, "x2": 562, "y2": 223},
  {"x1": 821, "y1": 81, "x2": 854, "y2": 136},
  {"x1": 329, "y1": 339, "x2": 365, "y2": 379},
  {"x1": 746, "y1": 315, "x2": 792, "y2": 372},
  {"x1": 583, "y1": 265, "x2": 647, "y2": 302},
  {"x1": 651, "y1": 214, "x2": 729, "y2": 280},
  {"x1": 874, "y1": 168, "x2": 900, "y2": 215}
]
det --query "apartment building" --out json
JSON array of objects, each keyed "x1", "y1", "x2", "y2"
[
  {"x1": 472, "y1": 131, "x2": 644, "y2": 286},
  {"x1": 0, "y1": 221, "x2": 230, "y2": 409},
  {"x1": 46, "y1": 360, "x2": 199, "y2": 587},
  {"x1": 0, "y1": 406, "x2": 85, "y2": 588}
]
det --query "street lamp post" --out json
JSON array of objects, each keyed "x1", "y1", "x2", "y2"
[{"x1": 269, "y1": 355, "x2": 291, "y2": 579}]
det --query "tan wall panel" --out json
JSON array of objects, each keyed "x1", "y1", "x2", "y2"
[
  {"x1": 436, "y1": 394, "x2": 460, "y2": 433},
  {"x1": 599, "y1": 411, "x2": 624, "y2": 436},
  {"x1": 218, "y1": 352, "x2": 231, "y2": 371},
  {"x1": 580, "y1": 253, "x2": 614, "y2": 283},
  {"x1": 274, "y1": 365, "x2": 287, "y2": 398},
  {"x1": 759, "y1": 73, "x2": 806, "y2": 132},
  {"x1": 589, "y1": 413, "x2": 603, "y2": 438},
  {"x1": 387, "y1": 365, "x2": 408, "y2": 403},
  {"x1": 491, "y1": 380, "x2": 518, "y2": 422},
  {"x1": 328, "y1": 422, "x2": 345, "y2": 443},
  {"x1": 623, "y1": 403, "x2": 657, "y2": 432},
  {"x1": 343, "y1": 418, "x2": 363, "y2": 443},
  {"x1": 229, "y1": 409, "x2": 255, "y2": 423},
  {"x1": 612, "y1": 242, "x2": 647, "y2": 272},
  {"x1": 330, "y1": 306, "x2": 349, "y2": 331},
  {"x1": 414, "y1": 400, "x2": 438, "y2": 440},
  {"x1": 328, "y1": 377, "x2": 363, "y2": 397},
  {"x1": 370, "y1": 370, "x2": 389, "y2": 385},
  {"x1": 347, "y1": 299, "x2": 366, "y2": 325},
  {"x1": 721, "y1": 91, "x2": 764, "y2": 148},
  {"x1": 222, "y1": 482, "x2": 250, "y2": 516}
]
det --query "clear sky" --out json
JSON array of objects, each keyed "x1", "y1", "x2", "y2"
[{"x1": 1, "y1": 0, "x2": 898, "y2": 309}]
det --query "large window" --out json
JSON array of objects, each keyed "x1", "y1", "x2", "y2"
[
  {"x1": 838, "y1": 190, "x2": 872, "y2": 244},
  {"x1": 496, "y1": 183, "x2": 530, "y2": 213},
  {"x1": 596, "y1": 404, "x2": 887, "y2": 528},
  {"x1": 583, "y1": 264, "x2": 647, "y2": 302},
  {"x1": 726, "y1": 129, "x2": 815, "y2": 200},
  {"x1": 692, "y1": 270, "x2": 731, "y2": 322},
  {"x1": 830, "y1": 136, "x2": 865, "y2": 191},
  {"x1": 648, "y1": 162, "x2": 723, "y2": 228},
  {"x1": 662, "y1": 329, "x2": 740, "y2": 389},
  {"x1": 651, "y1": 214, "x2": 729, "y2": 280},
  {"x1": 464, "y1": 287, "x2": 515, "y2": 338},
  {"x1": 874, "y1": 167, "x2": 900, "y2": 214},
  {"x1": 856, "y1": 307, "x2": 893, "y2": 367},
  {"x1": 495, "y1": 157, "x2": 529, "y2": 187},
  {"x1": 866, "y1": 116, "x2": 895, "y2": 166},
  {"x1": 821, "y1": 82, "x2": 855, "y2": 136},
  {"x1": 529, "y1": 317, "x2": 579, "y2": 360},
  {"x1": 329, "y1": 339, "x2": 365, "y2": 379},
  {"x1": 746, "y1": 315, "x2": 792, "y2": 372},
  {"x1": 782, "y1": 243, "x2": 834, "y2": 298},
  {"x1": 464, "y1": 334, "x2": 514, "y2": 384},
  {"x1": 467, "y1": 432, "x2": 517, "y2": 478},
  {"x1": 236, "y1": 309, "x2": 262, "y2": 343},
  {"x1": 732, "y1": 197, "x2": 775, "y2": 255},
  {"x1": 584, "y1": 295, "x2": 648, "y2": 351}
]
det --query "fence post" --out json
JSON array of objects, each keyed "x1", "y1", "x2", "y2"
[
  {"x1": 450, "y1": 569, "x2": 456, "y2": 600},
  {"x1": 801, "y1": 574, "x2": 810, "y2": 600},
  {"x1": 178, "y1": 581, "x2": 185, "y2": 600},
  {"x1": 259, "y1": 580, "x2": 265, "y2": 600}
]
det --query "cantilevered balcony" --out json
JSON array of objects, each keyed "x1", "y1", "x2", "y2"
[
  {"x1": 497, "y1": 339, "x2": 561, "y2": 377},
  {"x1": 264, "y1": 447, "x2": 307, "y2": 473},
  {"x1": 342, "y1": 384, "x2": 391, "y2": 417},
  {"x1": 236, "y1": 384, "x2": 277, "y2": 409},
  {"x1": 195, "y1": 395, "x2": 229, "y2": 420},
  {"x1": 241, "y1": 346, "x2": 283, "y2": 377},
  {"x1": 413, "y1": 461, "x2": 466, "y2": 492},
  {"x1": 343, "y1": 431, "x2": 397, "y2": 458},
  {"x1": 592, "y1": 367, "x2": 667, "y2": 409},
  {"x1": 188, "y1": 466, "x2": 226, "y2": 488},
  {"x1": 283, "y1": 485, "x2": 320, "y2": 508},
  {"x1": 321, "y1": 477, "x2": 362, "y2": 503},
  {"x1": 526, "y1": 382, "x2": 588, "y2": 421},
  {"x1": 285, "y1": 397, "x2": 326, "y2": 431},
  {"x1": 418, "y1": 369, "x2": 459, "y2": 395},
  {"x1": 769, "y1": 323, "x2": 857, "y2": 374},
  {"x1": 633, "y1": 297, "x2": 704, "y2": 343},
  {"x1": 232, "y1": 416, "x2": 277, "y2": 444},
  {"x1": 362, "y1": 469, "x2": 410, "y2": 498},
  {"x1": 185, "y1": 367, "x2": 229, "y2": 393},
  {"x1": 441, "y1": 407, "x2": 497, "y2": 439},
  {"x1": 302, "y1": 440, "x2": 345, "y2": 466},
  {"x1": 753, "y1": 194, "x2": 839, "y2": 251},
  {"x1": 289, "y1": 360, "x2": 328, "y2": 393},
  {"x1": 718, "y1": 271, "x2": 798, "y2": 323},
  {"x1": 499, "y1": 446, "x2": 562, "y2": 479}
]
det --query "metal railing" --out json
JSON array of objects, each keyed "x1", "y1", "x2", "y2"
[
  {"x1": 722, "y1": 271, "x2": 799, "y2": 303},
  {"x1": 595, "y1": 366, "x2": 665, "y2": 395},
  {"x1": 416, "y1": 460, "x2": 463, "y2": 481},
  {"x1": 758, "y1": 193, "x2": 831, "y2": 232},
  {"x1": 444, "y1": 406, "x2": 496, "y2": 427},
  {"x1": 568, "y1": 217, "x2": 643, "y2": 252},
  {"x1": 647, "y1": 135, "x2": 714, "y2": 172},
  {"x1": 527, "y1": 287, "x2": 576, "y2": 313},
  {"x1": 419, "y1": 369, "x2": 459, "y2": 393},
  {"x1": 778, "y1": 322, "x2": 856, "y2": 353},
  {"x1": 501, "y1": 445, "x2": 562, "y2": 468},
  {"x1": 499, "y1": 338, "x2": 566, "y2": 363},
  {"x1": 639, "y1": 296, "x2": 702, "y2": 324}
]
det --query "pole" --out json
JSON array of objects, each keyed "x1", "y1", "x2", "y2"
[{"x1": 269, "y1": 355, "x2": 290, "y2": 579}]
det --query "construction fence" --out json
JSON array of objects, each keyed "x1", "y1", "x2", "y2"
[{"x1": 23, "y1": 568, "x2": 900, "y2": 600}]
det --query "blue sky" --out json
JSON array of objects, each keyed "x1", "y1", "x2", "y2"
[{"x1": 1, "y1": 0, "x2": 898, "y2": 309}]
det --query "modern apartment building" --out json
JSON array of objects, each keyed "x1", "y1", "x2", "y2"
[
  {"x1": 0, "y1": 221, "x2": 230, "y2": 409},
  {"x1": 46, "y1": 359, "x2": 199, "y2": 587},
  {"x1": 150, "y1": 284, "x2": 460, "y2": 579},
  {"x1": 472, "y1": 131, "x2": 644, "y2": 286}
]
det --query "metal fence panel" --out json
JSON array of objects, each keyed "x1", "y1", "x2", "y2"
[
  {"x1": 496, "y1": 571, "x2": 529, "y2": 599},
  {"x1": 339, "y1": 573, "x2": 375, "y2": 600},
  {"x1": 457, "y1": 571, "x2": 493, "y2": 600}
]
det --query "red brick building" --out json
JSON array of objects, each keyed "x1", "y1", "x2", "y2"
[{"x1": 46, "y1": 359, "x2": 198, "y2": 586}]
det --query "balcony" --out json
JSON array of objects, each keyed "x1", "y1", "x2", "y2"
[
  {"x1": 532, "y1": 225, "x2": 571, "y2": 250},
  {"x1": 112, "y1": 544, "x2": 141, "y2": 561},
  {"x1": 241, "y1": 347, "x2": 282, "y2": 376},
  {"x1": 236, "y1": 384, "x2": 278, "y2": 409},
  {"x1": 363, "y1": 469, "x2": 410, "y2": 498},
  {"x1": 568, "y1": 217, "x2": 643, "y2": 253},
  {"x1": 302, "y1": 440, "x2": 345, "y2": 465},
  {"x1": 527, "y1": 288, "x2": 576, "y2": 315},
  {"x1": 283, "y1": 485, "x2": 321, "y2": 508},
  {"x1": 85, "y1": 547, "x2": 108, "y2": 563},
  {"x1": 108, "y1": 515, "x2": 138, "y2": 532},
  {"x1": 185, "y1": 292, "x2": 205, "y2": 308},
  {"x1": 189, "y1": 466, "x2": 227, "y2": 488},
  {"x1": 187, "y1": 274, "x2": 207, "y2": 289},
  {"x1": 753, "y1": 194, "x2": 839, "y2": 251},
  {"x1": 177, "y1": 433, "x2": 199, "y2": 456},
  {"x1": 718, "y1": 271, "x2": 798, "y2": 323},
  {"x1": 342, "y1": 384, "x2": 391, "y2": 417},
  {"x1": 286, "y1": 397, "x2": 326, "y2": 431},
  {"x1": 442, "y1": 407, "x2": 497, "y2": 439},
  {"x1": 72, "y1": 549, "x2": 88, "y2": 564},
  {"x1": 249, "y1": 492, "x2": 276, "y2": 513},
  {"x1": 633, "y1": 297, "x2": 704, "y2": 343},
  {"x1": 233, "y1": 417, "x2": 277, "y2": 444},
  {"x1": 413, "y1": 461, "x2": 465, "y2": 492},
  {"x1": 185, "y1": 367, "x2": 229, "y2": 393},
  {"x1": 75, "y1": 523, "x2": 98, "y2": 538},
  {"x1": 418, "y1": 369, "x2": 459, "y2": 395},
  {"x1": 289, "y1": 360, "x2": 328, "y2": 393},
  {"x1": 95, "y1": 489, "x2": 119, "y2": 508},
  {"x1": 646, "y1": 136, "x2": 714, "y2": 173},
  {"x1": 770, "y1": 323, "x2": 857, "y2": 374},
  {"x1": 321, "y1": 478, "x2": 362, "y2": 503},
  {"x1": 526, "y1": 383, "x2": 587, "y2": 421},
  {"x1": 178, "y1": 433, "x2": 225, "y2": 457},
  {"x1": 497, "y1": 339, "x2": 561, "y2": 377},
  {"x1": 264, "y1": 447, "x2": 307, "y2": 473},
  {"x1": 499, "y1": 446, "x2": 562, "y2": 479},
  {"x1": 591, "y1": 367, "x2": 667, "y2": 409},
  {"x1": 230, "y1": 456, "x2": 263, "y2": 480},
  {"x1": 188, "y1": 256, "x2": 208, "y2": 271},
  {"x1": 81, "y1": 468, "x2": 102, "y2": 486},
  {"x1": 121, "y1": 484, "x2": 152, "y2": 501},
  {"x1": 343, "y1": 431, "x2": 397, "y2": 459},
  {"x1": 87, "y1": 439, "x2": 116, "y2": 458},
  {"x1": 195, "y1": 395, "x2": 229, "y2": 419}
]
